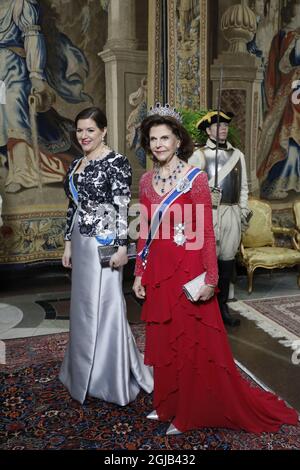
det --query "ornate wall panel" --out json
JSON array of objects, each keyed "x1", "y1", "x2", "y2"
[
  {"x1": 147, "y1": 0, "x2": 162, "y2": 106},
  {"x1": 147, "y1": 0, "x2": 209, "y2": 109},
  {"x1": 251, "y1": 91, "x2": 259, "y2": 174},
  {"x1": 0, "y1": 207, "x2": 66, "y2": 265},
  {"x1": 173, "y1": 0, "x2": 208, "y2": 109},
  {"x1": 221, "y1": 89, "x2": 247, "y2": 150}
]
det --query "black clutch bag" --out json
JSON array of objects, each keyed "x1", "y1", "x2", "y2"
[{"x1": 98, "y1": 242, "x2": 137, "y2": 267}]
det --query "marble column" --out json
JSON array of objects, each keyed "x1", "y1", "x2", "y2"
[
  {"x1": 106, "y1": 0, "x2": 137, "y2": 50},
  {"x1": 99, "y1": 0, "x2": 147, "y2": 198}
]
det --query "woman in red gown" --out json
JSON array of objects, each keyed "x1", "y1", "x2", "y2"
[{"x1": 133, "y1": 106, "x2": 298, "y2": 435}]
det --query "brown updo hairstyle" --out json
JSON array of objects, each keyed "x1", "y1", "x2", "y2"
[
  {"x1": 140, "y1": 114, "x2": 194, "y2": 162},
  {"x1": 75, "y1": 106, "x2": 107, "y2": 130}
]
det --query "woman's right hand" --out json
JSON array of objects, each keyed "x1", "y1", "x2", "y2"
[
  {"x1": 132, "y1": 276, "x2": 146, "y2": 299},
  {"x1": 62, "y1": 241, "x2": 72, "y2": 268},
  {"x1": 195, "y1": 284, "x2": 215, "y2": 302}
]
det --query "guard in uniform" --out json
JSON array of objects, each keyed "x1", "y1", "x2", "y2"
[{"x1": 189, "y1": 111, "x2": 251, "y2": 327}]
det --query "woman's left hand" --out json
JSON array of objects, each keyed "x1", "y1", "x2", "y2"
[
  {"x1": 109, "y1": 246, "x2": 128, "y2": 269},
  {"x1": 194, "y1": 285, "x2": 215, "y2": 302}
]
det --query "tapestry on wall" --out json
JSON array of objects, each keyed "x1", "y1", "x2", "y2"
[
  {"x1": 0, "y1": 0, "x2": 107, "y2": 265},
  {"x1": 214, "y1": 0, "x2": 299, "y2": 207},
  {"x1": 168, "y1": 0, "x2": 208, "y2": 110},
  {"x1": 147, "y1": 0, "x2": 208, "y2": 109},
  {"x1": 249, "y1": 0, "x2": 300, "y2": 202},
  {"x1": 174, "y1": 0, "x2": 207, "y2": 110}
]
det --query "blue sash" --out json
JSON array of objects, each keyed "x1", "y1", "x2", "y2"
[
  {"x1": 140, "y1": 167, "x2": 202, "y2": 262},
  {"x1": 69, "y1": 161, "x2": 115, "y2": 246}
]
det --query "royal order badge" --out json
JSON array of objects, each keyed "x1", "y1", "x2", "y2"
[
  {"x1": 176, "y1": 177, "x2": 192, "y2": 193},
  {"x1": 174, "y1": 223, "x2": 186, "y2": 246}
]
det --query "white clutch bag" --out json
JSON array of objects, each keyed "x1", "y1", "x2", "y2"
[{"x1": 183, "y1": 271, "x2": 207, "y2": 302}]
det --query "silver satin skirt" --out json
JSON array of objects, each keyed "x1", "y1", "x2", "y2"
[{"x1": 59, "y1": 214, "x2": 153, "y2": 405}]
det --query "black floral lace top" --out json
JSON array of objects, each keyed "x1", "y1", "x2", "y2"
[{"x1": 64, "y1": 151, "x2": 132, "y2": 246}]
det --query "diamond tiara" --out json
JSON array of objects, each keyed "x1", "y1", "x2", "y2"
[{"x1": 148, "y1": 102, "x2": 182, "y2": 123}]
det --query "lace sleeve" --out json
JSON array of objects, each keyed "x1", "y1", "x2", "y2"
[
  {"x1": 108, "y1": 154, "x2": 132, "y2": 246},
  {"x1": 63, "y1": 160, "x2": 79, "y2": 241},
  {"x1": 191, "y1": 172, "x2": 218, "y2": 286},
  {"x1": 64, "y1": 199, "x2": 77, "y2": 241}
]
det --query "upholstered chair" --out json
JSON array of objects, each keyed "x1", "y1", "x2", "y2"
[
  {"x1": 239, "y1": 199, "x2": 300, "y2": 293},
  {"x1": 293, "y1": 200, "x2": 300, "y2": 286},
  {"x1": 293, "y1": 201, "x2": 300, "y2": 250}
]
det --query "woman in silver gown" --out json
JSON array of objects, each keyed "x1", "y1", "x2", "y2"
[{"x1": 59, "y1": 107, "x2": 153, "y2": 405}]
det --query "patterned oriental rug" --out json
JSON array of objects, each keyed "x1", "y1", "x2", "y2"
[
  {"x1": 1, "y1": 325, "x2": 300, "y2": 450},
  {"x1": 229, "y1": 295, "x2": 300, "y2": 351}
]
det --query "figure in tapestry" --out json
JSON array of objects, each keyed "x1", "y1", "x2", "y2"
[{"x1": 0, "y1": 0, "x2": 90, "y2": 193}]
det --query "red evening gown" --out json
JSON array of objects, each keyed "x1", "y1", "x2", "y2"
[{"x1": 135, "y1": 170, "x2": 298, "y2": 434}]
